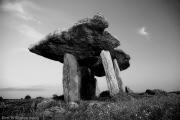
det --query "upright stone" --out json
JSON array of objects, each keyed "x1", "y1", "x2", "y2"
[
  {"x1": 63, "y1": 53, "x2": 81, "y2": 102},
  {"x1": 113, "y1": 59, "x2": 124, "y2": 92},
  {"x1": 100, "y1": 50, "x2": 119, "y2": 96},
  {"x1": 95, "y1": 78, "x2": 101, "y2": 97},
  {"x1": 80, "y1": 67, "x2": 96, "y2": 100}
]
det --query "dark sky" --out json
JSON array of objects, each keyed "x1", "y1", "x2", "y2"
[{"x1": 0, "y1": 0, "x2": 180, "y2": 98}]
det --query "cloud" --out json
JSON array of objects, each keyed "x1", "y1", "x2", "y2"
[
  {"x1": 138, "y1": 27, "x2": 148, "y2": 35},
  {"x1": 17, "y1": 25, "x2": 44, "y2": 40},
  {"x1": 1, "y1": 1, "x2": 41, "y2": 23},
  {"x1": 0, "y1": 87, "x2": 45, "y2": 91},
  {"x1": 137, "y1": 27, "x2": 150, "y2": 40}
]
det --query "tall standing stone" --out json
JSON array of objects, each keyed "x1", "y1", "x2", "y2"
[
  {"x1": 95, "y1": 78, "x2": 101, "y2": 97},
  {"x1": 113, "y1": 59, "x2": 124, "y2": 92},
  {"x1": 63, "y1": 53, "x2": 81, "y2": 102},
  {"x1": 80, "y1": 67, "x2": 96, "y2": 100},
  {"x1": 100, "y1": 50, "x2": 119, "y2": 96}
]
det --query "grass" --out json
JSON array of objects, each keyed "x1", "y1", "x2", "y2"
[
  {"x1": 0, "y1": 99, "x2": 39, "y2": 117},
  {"x1": 0, "y1": 93, "x2": 180, "y2": 120}
]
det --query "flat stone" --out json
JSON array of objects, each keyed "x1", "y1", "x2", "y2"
[{"x1": 28, "y1": 14, "x2": 130, "y2": 77}]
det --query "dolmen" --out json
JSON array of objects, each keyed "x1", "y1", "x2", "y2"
[{"x1": 29, "y1": 13, "x2": 130, "y2": 102}]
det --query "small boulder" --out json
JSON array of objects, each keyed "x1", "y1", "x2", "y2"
[
  {"x1": 89, "y1": 102, "x2": 104, "y2": 107},
  {"x1": 99, "y1": 90, "x2": 111, "y2": 98},
  {"x1": 125, "y1": 86, "x2": 134, "y2": 93},
  {"x1": 145, "y1": 89, "x2": 167, "y2": 95},
  {"x1": 153, "y1": 89, "x2": 167, "y2": 95},
  {"x1": 68, "y1": 102, "x2": 79, "y2": 109},
  {"x1": 95, "y1": 78, "x2": 101, "y2": 97}
]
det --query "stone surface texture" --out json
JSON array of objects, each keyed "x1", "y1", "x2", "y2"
[
  {"x1": 63, "y1": 53, "x2": 81, "y2": 102},
  {"x1": 29, "y1": 13, "x2": 130, "y2": 77},
  {"x1": 80, "y1": 66, "x2": 96, "y2": 100},
  {"x1": 113, "y1": 59, "x2": 124, "y2": 92},
  {"x1": 145, "y1": 89, "x2": 167, "y2": 95},
  {"x1": 68, "y1": 102, "x2": 79, "y2": 109},
  {"x1": 100, "y1": 50, "x2": 120, "y2": 96},
  {"x1": 95, "y1": 78, "x2": 101, "y2": 97}
]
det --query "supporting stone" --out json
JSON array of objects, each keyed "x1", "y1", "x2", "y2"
[
  {"x1": 63, "y1": 53, "x2": 81, "y2": 102},
  {"x1": 80, "y1": 67, "x2": 96, "y2": 100},
  {"x1": 100, "y1": 50, "x2": 119, "y2": 96},
  {"x1": 113, "y1": 59, "x2": 124, "y2": 92},
  {"x1": 95, "y1": 78, "x2": 101, "y2": 97}
]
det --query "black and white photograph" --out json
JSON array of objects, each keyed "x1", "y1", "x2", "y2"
[{"x1": 0, "y1": 0, "x2": 180, "y2": 119}]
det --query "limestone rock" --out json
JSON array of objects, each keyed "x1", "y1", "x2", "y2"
[
  {"x1": 145, "y1": 89, "x2": 167, "y2": 95},
  {"x1": 100, "y1": 50, "x2": 120, "y2": 96},
  {"x1": 95, "y1": 78, "x2": 101, "y2": 97},
  {"x1": 28, "y1": 13, "x2": 130, "y2": 77},
  {"x1": 145, "y1": 89, "x2": 156, "y2": 95},
  {"x1": 68, "y1": 102, "x2": 79, "y2": 109},
  {"x1": 89, "y1": 101, "x2": 105, "y2": 107},
  {"x1": 63, "y1": 53, "x2": 81, "y2": 102},
  {"x1": 80, "y1": 66, "x2": 96, "y2": 100},
  {"x1": 99, "y1": 90, "x2": 111, "y2": 98},
  {"x1": 125, "y1": 86, "x2": 134, "y2": 93},
  {"x1": 153, "y1": 89, "x2": 167, "y2": 95},
  {"x1": 113, "y1": 59, "x2": 123, "y2": 92}
]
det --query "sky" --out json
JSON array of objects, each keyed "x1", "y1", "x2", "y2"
[{"x1": 0, "y1": 0, "x2": 180, "y2": 99}]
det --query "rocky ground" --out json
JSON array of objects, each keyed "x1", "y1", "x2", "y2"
[{"x1": 1, "y1": 90, "x2": 180, "y2": 120}]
